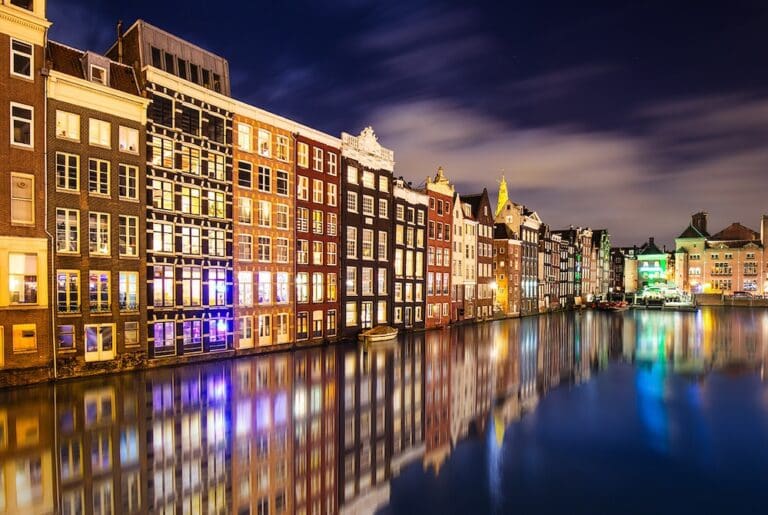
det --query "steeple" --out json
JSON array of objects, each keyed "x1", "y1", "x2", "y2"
[{"x1": 495, "y1": 175, "x2": 509, "y2": 217}]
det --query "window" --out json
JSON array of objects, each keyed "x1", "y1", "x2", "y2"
[
  {"x1": 297, "y1": 312, "x2": 309, "y2": 340},
  {"x1": 313, "y1": 241, "x2": 323, "y2": 265},
  {"x1": 346, "y1": 268, "x2": 357, "y2": 295},
  {"x1": 238, "y1": 271, "x2": 254, "y2": 306},
  {"x1": 10, "y1": 173, "x2": 34, "y2": 224},
  {"x1": 377, "y1": 300, "x2": 387, "y2": 323},
  {"x1": 297, "y1": 240, "x2": 308, "y2": 265},
  {"x1": 10, "y1": 39, "x2": 33, "y2": 79},
  {"x1": 153, "y1": 266, "x2": 174, "y2": 307},
  {"x1": 347, "y1": 191, "x2": 358, "y2": 213},
  {"x1": 151, "y1": 136, "x2": 174, "y2": 168},
  {"x1": 118, "y1": 126, "x2": 139, "y2": 153},
  {"x1": 327, "y1": 242, "x2": 337, "y2": 265},
  {"x1": 328, "y1": 153, "x2": 337, "y2": 175},
  {"x1": 379, "y1": 199, "x2": 388, "y2": 218},
  {"x1": 89, "y1": 212, "x2": 110, "y2": 256},
  {"x1": 327, "y1": 273, "x2": 337, "y2": 301},
  {"x1": 327, "y1": 213, "x2": 338, "y2": 236},
  {"x1": 276, "y1": 135, "x2": 289, "y2": 161},
  {"x1": 178, "y1": 106, "x2": 200, "y2": 135},
  {"x1": 55, "y1": 110, "x2": 80, "y2": 140},
  {"x1": 362, "y1": 268, "x2": 374, "y2": 295},
  {"x1": 312, "y1": 210, "x2": 324, "y2": 234},
  {"x1": 182, "y1": 267, "x2": 202, "y2": 306},
  {"x1": 88, "y1": 271, "x2": 110, "y2": 312},
  {"x1": 89, "y1": 119, "x2": 111, "y2": 148},
  {"x1": 89, "y1": 64, "x2": 106, "y2": 85},
  {"x1": 255, "y1": 129, "x2": 271, "y2": 156},
  {"x1": 362, "y1": 170, "x2": 375, "y2": 189},
  {"x1": 58, "y1": 324, "x2": 76, "y2": 350},
  {"x1": 209, "y1": 229, "x2": 225, "y2": 257},
  {"x1": 57, "y1": 270, "x2": 80, "y2": 313},
  {"x1": 237, "y1": 123, "x2": 252, "y2": 151},
  {"x1": 276, "y1": 272, "x2": 289, "y2": 304},
  {"x1": 208, "y1": 191, "x2": 225, "y2": 218},
  {"x1": 276, "y1": 170, "x2": 289, "y2": 195},
  {"x1": 379, "y1": 176, "x2": 388, "y2": 192},
  {"x1": 180, "y1": 226, "x2": 201, "y2": 255},
  {"x1": 118, "y1": 216, "x2": 139, "y2": 257},
  {"x1": 180, "y1": 186, "x2": 201, "y2": 214},
  {"x1": 275, "y1": 204, "x2": 289, "y2": 230},
  {"x1": 313, "y1": 148, "x2": 323, "y2": 171},
  {"x1": 258, "y1": 236, "x2": 271, "y2": 262},
  {"x1": 238, "y1": 234, "x2": 253, "y2": 261},
  {"x1": 238, "y1": 198, "x2": 253, "y2": 224},
  {"x1": 254, "y1": 166, "x2": 271, "y2": 193},
  {"x1": 346, "y1": 227, "x2": 357, "y2": 258},
  {"x1": 312, "y1": 273, "x2": 324, "y2": 303},
  {"x1": 207, "y1": 268, "x2": 227, "y2": 307},
  {"x1": 298, "y1": 142, "x2": 309, "y2": 167},
  {"x1": 362, "y1": 229, "x2": 374, "y2": 259},
  {"x1": 153, "y1": 321, "x2": 175, "y2": 354},
  {"x1": 118, "y1": 164, "x2": 138, "y2": 200},
  {"x1": 10, "y1": 103, "x2": 33, "y2": 147},
  {"x1": 345, "y1": 302, "x2": 357, "y2": 326},
  {"x1": 180, "y1": 145, "x2": 201, "y2": 175},
  {"x1": 276, "y1": 237, "x2": 289, "y2": 263},
  {"x1": 87, "y1": 159, "x2": 110, "y2": 196},
  {"x1": 152, "y1": 222, "x2": 173, "y2": 253},
  {"x1": 378, "y1": 231, "x2": 387, "y2": 260},
  {"x1": 55, "y1": 152, "x2": 80, "y2": 192},
  {"x1": 298, "y1": 176, "x2": 309, "y2": 200},
  {"x1": 296, "y1": 273, "x2": 309, "y2": 303},
  {"x1": 347, "y1": 166, "x2": 358, "y2": 184},
  {"x1": 362, "y1": 195, "x2": 374, "y2": 216},
  {"x1": 257, "y1": 200, "x2": 271, "y2": 227},
  {"x1": 150, "y1": 94, "x2": 173, "y2": 126},
  {"x1": 297, "y1": 207, "x2": 309, "y2": 233},
  {"x1": 326, "y1": 184, "x2": 338, "y2": 207},
  {"x1": 237, "y1": 161, "x2": 253, "y2": 188},
  {"x1": 312, "y1": 179, "x2": 324, "y2": 203},
  {"x1": 119, "y1": 272, "x2": 139, "y2": 311},
  {"x1": 377, "y1": 269, "x2": 387, "y2": 295}
]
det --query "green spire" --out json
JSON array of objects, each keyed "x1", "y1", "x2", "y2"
[{"x1": 495, "y1": 175, "x2": 508, "y2": 217}]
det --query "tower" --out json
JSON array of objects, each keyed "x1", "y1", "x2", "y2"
[{"x1": 495, "y1": 175, "x2": 509, "y2": 217}]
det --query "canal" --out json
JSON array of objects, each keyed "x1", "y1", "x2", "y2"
[{"x1": 0, "y1": 308, "x2": 767, "y2": 514}]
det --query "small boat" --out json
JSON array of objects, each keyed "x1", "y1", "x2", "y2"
[{"x1": 358, "y1": 326, "x2": 398, "y2": 345}]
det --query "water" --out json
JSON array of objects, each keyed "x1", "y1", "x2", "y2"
[{"x1": 0, "y1": 309, "x2": 766, "y2": 515}]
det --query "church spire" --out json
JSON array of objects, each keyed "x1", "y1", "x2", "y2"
[{"x1": 495, "y1": 175, "x2": 509, "y2": 217}]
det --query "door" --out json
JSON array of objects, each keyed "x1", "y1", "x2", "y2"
[
  {"x1": 361, "y1": 302, "x2": 373, "y2": 329},
  {"x1": 258, "y1": 315, "x2": 271, "y2": 346},
  {"x1": 239, "y1": 316, "x2": 254, "y2": 349},
  {"x1": 85, "y1": 324, "x2": 115, "y2": 362},
  {"x1": 404, "y1": 307, "x2": 412, "y2": 328}
]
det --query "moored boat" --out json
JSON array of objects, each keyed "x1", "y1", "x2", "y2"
[{"x1": 358, "y1": 326, "x2": 398, "y2": 345}]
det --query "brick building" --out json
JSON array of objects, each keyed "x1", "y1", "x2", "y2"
[
  {"x1": 461, "y1": 190, "x2": 495, "y2": 319},
  {"x1": 493, "y1": 223, "x2": 522, "y2": 316},
  {"x1": 47, "y1": 41, "x2": 149, "y2": 376},
  {"x1": 425, "y1": 167, "x2": 454, "y2": 328}
]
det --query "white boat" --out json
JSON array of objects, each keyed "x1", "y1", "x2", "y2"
[{"x1": 358, "y1": 326, "x2": 398, "y2": 345}]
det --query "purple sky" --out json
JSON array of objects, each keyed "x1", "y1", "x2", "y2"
[{"x1": 48, "y1": 0, "x2": 768, "y2": 246}]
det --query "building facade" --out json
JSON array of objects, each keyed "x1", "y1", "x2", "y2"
[
  {"x1": 110, "y1": 20, "x2": 236, "y2": 360},
  {"x1": 462, "y1": 190, "x2": 495, "y2": 320},
  {"x1": 47, "y1": 41, "x2": 149, "y2": 376},
  {"x1": 340, "y1": 128, "x2": 394, "y2": 338},
  {"x1": 425, "y1": 167, "x2": 454, "y2": 328},
  {"x1": 392, "y1": 179, "x2": 428, "y2": 331},
  {"x1": 450, "y1": 194, "x2": 465, "y2": 323},
  {"x1": 0, "y1": 0, "x2": 51, "y2": 379},
  {"x1": 493, "y1": 223, "x2": 522, "y2": 316}
]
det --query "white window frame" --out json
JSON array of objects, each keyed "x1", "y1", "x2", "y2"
[
  {"x1": 10, "y1": 38, "x2": 33, "y2": 80},
  {"x1": 10, "y1": 102, "x2": 33, "y2": 148}
]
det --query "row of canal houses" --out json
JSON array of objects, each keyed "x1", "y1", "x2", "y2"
[{"x1": 0, "y1": 1, "x2": 612, "y2": 384}]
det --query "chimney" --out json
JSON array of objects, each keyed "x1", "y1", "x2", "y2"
[
  {"x1": 116, "y1": 20, "x2": 124, "y2": 64},
  {"x1": 762, "y1": 215, "x2": 768, "y2": 247},
  {"x1": 692, "y1": 211, "x2": 708, "y2": 235}
]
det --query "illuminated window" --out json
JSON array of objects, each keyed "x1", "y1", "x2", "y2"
[
  {"x1": 328, "y1": 153, "x2": 337, "y2": 175},
  {"x1": 151, "y1": 136, "x2": 174, "y2": 168},
  {"x1": 55, "y1": 110, "x2": 80, "y2": 140},
  {"x1": 276, "y1": 237, "x2": 289, "y2": 263},
  {"x1": 56, "y1": 270, "x2": 80, "y2": 313},
  {"x1": 180, "y1": 186, "x2": 201, "y2": 214},
  {"x1": 118, "y1": 271, "x2": 138, "y2": 311},
  {"x1": 257, "y1": 129, "x2": 271, "y2": 157},
  {"x1": 153, "y1": 265, "x2": 174, "y2": 307},
  {"x1": 276, "y1": 135, "x2": 289, "y2": 161},
  {"x1": 346, "y1": 227, "x2": 357, "y2": 258},
  {"x1": 55, "y1": 152, "x2": 79, "y2": 192},
  {"x1": 297, "y1": 176, "x2": 309, "y2": 200},
  {"x1": 182, "y1": 267, "x2": 201, "y2": 307},
  {"x1": 276, "y1": 272, "x2": 290, "y2": 304},
  {"x1": 237, "y1": 123, "x2": 252, "y2": 151},
  {"x1": 209, "y1": 229, "x2": 225, "y2": 257},
  {"x1": 88, "y1": 212, "x2": 110, "y2": 256},
  {"x1": 297, "y1": 240, "x2": 308, "y2": 264},
  {"x1": 238, "y1": 234, "x2": 253, "y2": 261},
  {"x1": 313, "y1": 241, "x2": 323, "y2": 265},
  {"x1": 258, "y1": 236, "x2": 271, "y2": 262},
  {"x1": 119, "y1": 215, "x2": 139, "y2": 257},
  {"x1": 327, "y1": 273, "x2": 337, "y2": 301},
  {"x1": 180, "y1": 145, "x2": 201, "y2": 175},
  {"x1": 238, "y1": 271, "x2": 253, "y2": 306},
  {"x1": 312, "y1": 273, "x2": 324, "y2": 303},
  {"x1": 327, "y1": 213, "x2": 337, "y2": 236},
  {"x1": 89, "y1": 271, "x2": 110, "y2": 312},
  {"x1": 298, "y1": 142, "x2": 309, "y2": 167},
  {"x1": 362, "y1": 171, "x2": 375, "y2": 189},
  {"x1": 328, "y1": 242, "x2": 337, "y2": 266},
  {"x1": 88, "y1": 159, "x2": 110, "y2": 196},
  {"x1": 362, "y1": 229, "x2": 374, "y2": 259},
  {"x1": 118, "y1": 126, "x2": 139, "y2": 153},
  {"x1": 296, "y1": 273, "x2": 309, "y2": 303},
  {"x1": 118, "y1": 164, "x2": 138, "y2": 200},
  {"x1": 88, "y1": 118, "x2": 111, "y2": 148},
  {"x1": 313, "y1": 147, "x2": 323, "y2": 171}
]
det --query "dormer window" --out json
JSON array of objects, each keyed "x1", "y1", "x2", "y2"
[
  {"x1": 90, "y1": 65, "x2": 107, "y2": 85},
  {"x1": 10, "y1": 0, "x2": 33, "y2": 11}
]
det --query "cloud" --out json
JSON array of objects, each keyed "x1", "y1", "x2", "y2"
[{"x1": 370, "y1": 95, "x2": 768, "y2": 246}]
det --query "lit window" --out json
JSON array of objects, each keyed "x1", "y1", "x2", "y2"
[
  {"x1": 118, "y1": 271, "x2": 139, "y2": 311},
  {"x1": 89, "y1": 64, "x2": 107, "y2": 85},
  {"x1": 55, "y1": 110, "x2": 80, "y2": 140},
  {"x1": 56, "y1": 270, "x2": 80, "y2": 314},
  {"x1": 313, "y1": 148, "x2": 323, "y2": 171},
  {"x1": 276, "y1": 135, "x2": 289, "y2": 161},
  {"x1": 238, "y1": 271, "x2": 253, "y2": 307},
  {"x1": 258, "y1": 271, "x2": 271, "y2": 304},
  {"x1": 9, "y1": 253, "x2": 38, "y2": 305},
  {"x1": 258, "y1": 129, "x2": 271, "y2": 157},
  {"x1": 328, "y1": 153, "x2": 337, "y2": 175},
  {"x1": 150, "y1": 136, "x2": 174, "y2": 168},
  {"x1": 118, "y1": 164, "x2": 138, "y2": 200},
  {"x1": 119, "y1": 215, "x2": 139, "y2": 257},
  {"x1": 88, "y1": 212, "x2": 110, "y2": 256},
  {"x1": 237, "y1": 123, "x2": 252, "y2": 151},
  {"x1": 118, "y1": 126, "x2": 139, "y2": 153},
  {"x1": 298, "y1": 142, "x2": 309, "y2": 167},
  {"x1": 296, "y1": 273, "x2": 309, "y2": 303},
  {"x1": 88, "y1": 159, "x2": 110, "y2": 196},
  {"x1": 88, "y1": 119, "x2": 111, "y2": 148},
  {"x1": 88, "y1": 271, "x2": 110, "y2": 312},
  {"x1": 55, "y1": 152, "x2": 79, "y2": 192},
  {"x1": 153, "y1": 265, "x2": 174, "y2": 307},
  {"x1": 347, "y1": 166, "x2": 358, "y2": 184}
]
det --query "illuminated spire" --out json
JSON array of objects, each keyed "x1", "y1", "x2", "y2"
[{"x1": 495, "y1": 174, "x2": 509, "y2": 217}]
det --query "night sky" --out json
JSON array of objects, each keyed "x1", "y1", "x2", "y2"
[{"x1": 49, "y1": 0, "x2": 768, "y2": 246}]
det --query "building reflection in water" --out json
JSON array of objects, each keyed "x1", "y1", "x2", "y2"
[{"x1": 0, "y1": 309, "x2": 765, "y2": 514}]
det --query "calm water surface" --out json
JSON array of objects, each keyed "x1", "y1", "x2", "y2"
[{"x1": 1, "y1": 309, "x2": 767, "y2": 515}]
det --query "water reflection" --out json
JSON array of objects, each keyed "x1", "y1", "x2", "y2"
[{"x1": 0, "y1": 309, "x2": 766, "y2": 514}]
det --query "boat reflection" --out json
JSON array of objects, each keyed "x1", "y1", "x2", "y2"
[{"x1": 0, "y1": 309, "x2": 765, "y2": 514}]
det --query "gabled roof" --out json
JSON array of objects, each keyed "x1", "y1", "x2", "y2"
[
  {"x1": 460, "y1": 189, "x2": 491, "y2": 220},
  {"x1": 710, "y1": 222, "x2": 760, "y2": 242},
  {"x1": 639, "y1": 240, "x2": 664, "y2": 256},
  {"x1": 47, "y1": 41, "x2": 141, "y2": 96},
  {"x1": 677, "y1": 224, "x2": 707, "y2": 239}
]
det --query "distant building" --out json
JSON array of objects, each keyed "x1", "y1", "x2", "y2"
[
  {"x1": 461, "y1": 190, "x2": 495, "y2": 319},
  {"x1": 637, "y1": 237, "x2": 668, "y2": 290},
  {"x1": 493, "y1": 224, "x2": 522, "y2": 316},
  {"x1": 424, "y1": 167, "x2": 454, "y2": 328}
]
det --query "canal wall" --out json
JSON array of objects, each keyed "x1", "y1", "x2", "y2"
[{"x1": 694, "y1": 294, "x2": 768, "y2": 308}]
